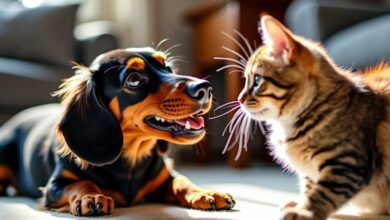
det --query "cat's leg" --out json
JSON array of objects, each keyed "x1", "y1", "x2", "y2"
[
  {"x1": 165, "y1": 175, "x2": 235, "y2": 210},
  {"x1": 40, "y1": 167, "x2": 114, "y2": 216},
  {"x1": 281, "y1": 166, "x2": 368, "y2": 220},
  {"x1": 282, "y1": 176, "x2": 314, "y2": 210}
]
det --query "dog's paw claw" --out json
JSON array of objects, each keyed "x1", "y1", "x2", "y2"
[
  {"x1": 96, "y1": 202, "x2": 103, "y2": 215},
  {"x1": 187, "y1": 191, "x2": 235, "y2": 210},
  {"x1": 107, "y1": 205, "x2": 111, "y2": 214},
  {"x1": 210, "y1": 200, "x2": 216, "y2": 210},
  {"x1": 75, "y1": 204, "x2": 81, "y2": 216},
  {"x1": 226, "y1": 199, "x2": 235, "y2": 209},
  {"x1": 70, "y1": 193, "x2": 114, "y2": 216},
  {"x1": 87, "y1": 202, "x2": 95, "y2": 214}
]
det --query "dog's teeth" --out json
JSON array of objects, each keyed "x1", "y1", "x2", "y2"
[
  {"x1": 167, "y1": 119, "x2": 173, "y2": 123},
  {"x1": 155, "y1": 116, "x2": 161, "y2": 121},
  {"x1": 161, "y1": 118, "x2": 165, "y2": 122},
  {"x1": 185, "y1": 121, "x2": 191, "y2": 130}
]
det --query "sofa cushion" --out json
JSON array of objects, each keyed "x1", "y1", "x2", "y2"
[
  {"x1": 0, "y1": 57, "x2": 70, "y2": 107},
  {"x1": 0, "y1": 3, "x2": 78, "y2": 67},
  {"x1": 325, "y1": 13, "x2": 390, "y2": 69}
]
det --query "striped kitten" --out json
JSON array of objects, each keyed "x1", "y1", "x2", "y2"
[{"x1": 235, "y1": 15, "x2": 390, "y2": 220}]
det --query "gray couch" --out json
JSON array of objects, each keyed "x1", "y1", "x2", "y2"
[
  {"x1": 0, "y1": 3, "x2": 119, "y2": 123},
  {"x1": 286, "y1": 0, "x2": 390, "y2": 69}
]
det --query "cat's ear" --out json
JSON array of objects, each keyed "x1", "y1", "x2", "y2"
[{"x1": 259, "y1": 15, "x2": 296, "y2": 66}]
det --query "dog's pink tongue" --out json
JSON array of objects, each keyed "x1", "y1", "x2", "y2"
[{"x1": 174, "y1": 117, "x2": 204, "y2": 129}]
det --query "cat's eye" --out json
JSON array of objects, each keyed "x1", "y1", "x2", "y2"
[
  {"x1": 254, "y1": 74, "x2": 261, "y2": 87},
  {"x1": 125, "y1": 72, "x2": 146, "y2": 89}
]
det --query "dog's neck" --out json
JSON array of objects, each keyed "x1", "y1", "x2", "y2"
[{"x1": 121, "y1": 132, "x2": 157, "y2": 166}]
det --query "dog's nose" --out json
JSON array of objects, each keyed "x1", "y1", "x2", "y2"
[{"x1": 185, "y1": 80, "x2": 212, "y2": 104}]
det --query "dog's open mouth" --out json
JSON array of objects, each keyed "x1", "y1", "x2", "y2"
[{"x1": 144, "y1": 115, "x2": 205, "y2": 137}]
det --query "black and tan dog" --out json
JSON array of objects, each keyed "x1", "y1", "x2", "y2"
[{"x1": 0, "y1": 47, "x2": 235, "y2": 216}]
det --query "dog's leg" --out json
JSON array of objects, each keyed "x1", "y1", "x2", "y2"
[
  {"x1": 41, "y1": 168, "x2": 115, "y2": 216},
  {"x1": 165, "y1": 175, "x2": 235, "y2": 210}
]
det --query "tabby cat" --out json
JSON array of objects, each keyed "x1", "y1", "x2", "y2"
[{"x1": 233, "y1": 15, "x2": 390, "y2": 220}]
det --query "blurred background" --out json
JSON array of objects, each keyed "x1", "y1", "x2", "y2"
[{"x1": 0, "y1": 0, "x2": 389, "y2": 186}]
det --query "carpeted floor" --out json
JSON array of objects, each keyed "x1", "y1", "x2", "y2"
[{"x1": 0, "y1": 166, "x2": 388, "y2": 219}]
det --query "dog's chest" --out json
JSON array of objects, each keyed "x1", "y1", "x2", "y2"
[{"x1": 62, "y1": 151, "x2": 167, "y2": 205}]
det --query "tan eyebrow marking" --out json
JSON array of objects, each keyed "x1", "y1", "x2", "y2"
[
  {"x1": 127, "y1": 57, "x2": 145, "y2": 70},
  {"x1": 152, "y1": 51, "x2": 166, "y2": 65}
]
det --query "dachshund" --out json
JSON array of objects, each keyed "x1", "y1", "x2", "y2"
[{"x1": 0, "y1": 47, "x2": 235, "y2": 216}]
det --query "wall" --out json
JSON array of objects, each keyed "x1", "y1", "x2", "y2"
[
  {"x1": 78, "y1": 0, "x2": 209, "y2": 74},
  {"x1": 153, "y1": 0, "x2": 209, "y2": 74}
]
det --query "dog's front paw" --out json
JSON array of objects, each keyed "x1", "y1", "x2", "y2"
[
  {"x1": 187, "y1": 191, "x2": 235, "y2": 210},
  {"x1": 281, "y1": 207, "x2": 325, "y2": 220},
  {"x1": 70, "y1": 193, "x2": 114, "y2": 216}
]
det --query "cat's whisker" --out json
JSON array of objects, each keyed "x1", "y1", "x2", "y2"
[
  {"x1": 222, "y1": 113, "x2": 239, "y2": 137},
  {"x1": 228, "y1": 109, "x2": 244, "y2": 133},
  {"x1": 221, "y1": 46, "x2": 248, "y2": 66},
  {"x1": 222, "y1": 31, "x2": 250, "y2": 59},
  {"x1": 215, "y1": 101, "x2": 240, "y2": 111},
  {"x1": 244, "y1": 116, "x2": 253, "y2": 151},
  {"x1": 225, "y1": 138, "x2": 239, "y2": 153},
  {"x1": 258, "y1": 121, "x2": 266, "y2": 135},
  {"x1": 210, "y1": 105, "x2": 241, "y2": 120},
  {"x1": 214, "y1": 57, "x2": 246, "y2": 67},
  {"x1": 222, "y1": 111, "x2": 245, "y2": 154},
  {"x1": 226, "y1": 116, "x2": 242, "y2": 153},
  {"x1": 215, "y1": 104, "x2": 240, "y2": 113},
  {"x1": 216, "y1": 64, "x2": 245, "y2": 73},
  {"x1": 240, "y1": 59, "x2": 247, "y2": 65},
  {"x1": 237, "y1": 115, "x2": 249, "y2": 157},
  {"x1": 202, "y1": 75, "x2": 211, "y2": 80},
  {"x1": 234, "y1": 29, "x2": 254, "y2": 55},
  {"x1": 227, "y1": 70, "x2": 244, "y2": 75},
  {"x1": 223, "y1": 109, "x2": 243, "y2": 136}
]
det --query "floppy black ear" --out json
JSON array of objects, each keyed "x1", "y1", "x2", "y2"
[{"x1": 55, "y1": 66, "x2": 123, "y2": 166}]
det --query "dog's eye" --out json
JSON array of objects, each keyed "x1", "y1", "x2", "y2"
[{"x1": 125, "y1": 72, "x2": 144, "y2": 88}]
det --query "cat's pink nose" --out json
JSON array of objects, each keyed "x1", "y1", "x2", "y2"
[{"x1": 238, "y1": 90, "x2": 247, "y2": 104}]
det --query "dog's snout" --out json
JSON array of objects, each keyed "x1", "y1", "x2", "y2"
[{"x1": 185, "y1": 80, "x2": 212, "y2": 104}]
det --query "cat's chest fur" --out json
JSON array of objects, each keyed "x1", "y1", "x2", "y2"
[
  {"x1": 274, "y1": 140, "x2": 319, "y2": 178},
  {"x1": 269, "y1": 122, "x2": 320, "y2": 180}
]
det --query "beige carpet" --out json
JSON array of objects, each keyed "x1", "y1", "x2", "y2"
[{"x1": 0, "y1": 184, "x2": 388, "y2": 220}]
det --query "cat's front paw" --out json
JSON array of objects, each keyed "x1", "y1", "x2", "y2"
[
  {"x1": 281, "y1": 207, "x2": 325, "y2": 220},
  {"x1": 186, "y1": 191, "x2": 235, "y2": 210},
  {"x1": 280, "y1": 200, "x2": 298, "y2": 211}
]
